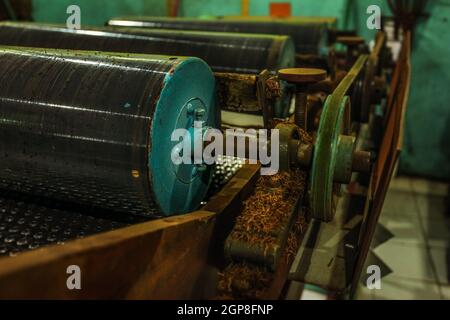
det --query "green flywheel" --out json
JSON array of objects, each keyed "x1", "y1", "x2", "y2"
[{"x1": 309, "y1": 95, "x2": 353, "y2": 222}]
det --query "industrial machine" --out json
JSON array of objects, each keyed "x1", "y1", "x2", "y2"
[
  {"x1": 0, "y1": 21, "x2": 296, "y2": 121},
  {"x1": 0, "y1": 21, "x2": 296, "y2": 74},
  {"x1": 0, "y1": 15, "x2": 410, "y2": 299},
  {"x1": 107, "y1": 16, "x2": 330, "y2": 56}
]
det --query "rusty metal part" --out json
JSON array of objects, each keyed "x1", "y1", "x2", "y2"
[
  {"x1": 277, "y1": 123, "x2": 298, "y2": 171},
  {"x1": 307, "y1": 96, "x2": 324, "y2": 131},
  {"x1": 296, "y1": 143, "x2": 314, "y2": 169},
  {"x1": 278, "y1": 68, "x2": 327, "y2": 83},
  {"x1": 224, "y1": 168, "x2": 307, "y2": 272},
  {"x1": 257, "y1": 70, "x2": 274, "y2": 129},
  {"x1": 215, "y1": 71, "x2": 288, "y2": 120},
  {"x1": 215, "y1": 72, "x2": 259, "y2": 114},
  {"x1": 265, "y1": 76, "x2": 282, "y2": 99},
  {"x1": 278, "y1": 68, "x2": 327, "y2": 131},
  {"x1": 352, "y1": 150, "x2": 372, "y2": 173},
  {"x1": 221, "y1": 122, "x2": 315, "y2": 174},
  {"x1": 278, "y1": 123, "x2": 315, "y2": 171},
  {"x1": 295, "y1": 91, "x2": 309, "y2": 131}
]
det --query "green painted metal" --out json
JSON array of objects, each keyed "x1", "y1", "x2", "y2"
[
  {"x1": 309, "y1": 55, "x2": 367, "y2": 222},
  {"x1": 150, "y1": 57, "x2": 217, "y2": 215},
  {"x1": 309, "y1": 96, "x2": 350, "y2": 222},
  {"x1": 334, "y1": 134, "x2": 356, "y2": 184},
  {"x1": 276, "y1": 122, "x2": 298, "y2": 172}
]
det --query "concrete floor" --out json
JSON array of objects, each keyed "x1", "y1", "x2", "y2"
[{"x1": 355, "y1": 176, "x2": 449, "y2": 300}]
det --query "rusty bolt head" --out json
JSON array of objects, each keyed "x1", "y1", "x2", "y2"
[{"x1": 278, "y1": 68, "x2": 327, "y2": 85}]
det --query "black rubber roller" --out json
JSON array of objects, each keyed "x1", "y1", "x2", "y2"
[
  {"x1": 0, "y1": 47, "x2": 217, "y2": 217},
  {"x1": 0, "y1": 21, "x2": 295, "y2": 74}
]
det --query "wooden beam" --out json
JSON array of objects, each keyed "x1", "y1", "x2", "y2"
[
  {"x1": 0, "y1": 164, "x2": 261, "y2": 299},
  {"x1": 0, "y1": 211, "x2": 215, "y2": 299}
]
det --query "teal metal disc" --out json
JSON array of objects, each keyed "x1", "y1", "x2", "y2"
[{"x1": 149, "y1": 57, "x2": 217, "y2": 216}]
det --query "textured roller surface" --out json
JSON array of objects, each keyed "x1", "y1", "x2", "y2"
[
  {"x1": 0, "y1": 155, "x2": 241, "y2": 257},
  {"x1": 0, "y1": 190, "x2": 147, "y2": 257},
  {"x1": 0, "y1": 47, "x2": 216, "y2": 216},
  {"x1": 108, "y1": 16, "x2": 328, "y2": 55},
  {"x1": 0, "y1": 21, "x2": 295, "y2": 74},
  {"x1": 0, "y1": 47, "x2": 217, "y2": 256}
]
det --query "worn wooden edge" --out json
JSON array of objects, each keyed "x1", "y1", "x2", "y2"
[
  {"x1": 0, "y1": 210, "x2": 217, "y2": 299},
  {"x1": 0, "y1": 210, "x2": 214, "y2": 276},
  {"x1": 0, "y1": 164, "x2": 261, "y2": 299}
]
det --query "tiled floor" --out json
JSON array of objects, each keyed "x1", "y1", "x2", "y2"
[{"x1": 355, "y1": 176, "x2": 449, "y2": 300}]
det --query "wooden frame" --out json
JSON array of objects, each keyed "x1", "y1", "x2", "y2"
[{"x1": 0, "y1": 165, "x2": 260, "y2": 299}]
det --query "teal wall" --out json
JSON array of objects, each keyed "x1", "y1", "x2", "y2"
[
  {"x1": 31, "y1": 0, "x2": 449, "y2": 180},
  {"x1": 32, "y1": 0, "x2": 165, "y2": 26},
  {"x1": 399, "y1": 1, "x2": 450, "y2": 180},
  {"x1": 346, "y1": 0, "x2": 450, "y2": 180},
  {"x1": 32, "y1": 0, "x2": 353, "y2": 27}
]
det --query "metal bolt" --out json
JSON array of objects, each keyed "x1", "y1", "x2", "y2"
[
  {"x1": 186, "y1": 103, "x2": 194, "y2": 114},
  {"x1": 195, "y1": 108, "x2": 205, "y2": 120}
]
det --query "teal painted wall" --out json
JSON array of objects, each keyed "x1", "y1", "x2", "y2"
[
  {"x1": 399, "y1": 1, "x2": 450, "y2": 180},
  {"x1": 32, "y1": 0, "x2": 352, "y2": 27},
  {"x1": 179, "y1": 0, "x2": 241, "y2": 17},
  {"x1": 345, "y1": 0, "x2": 391, "y2": 41},
  {"x1": 31, "y1": 0, "x2": 449, "y2": 180},
  {"x1": 346, "y1": 0, "x2": 450, "y2": 180},
  {"x1": 32, "y1": 0, "x2": 165, "y2": 26}
]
